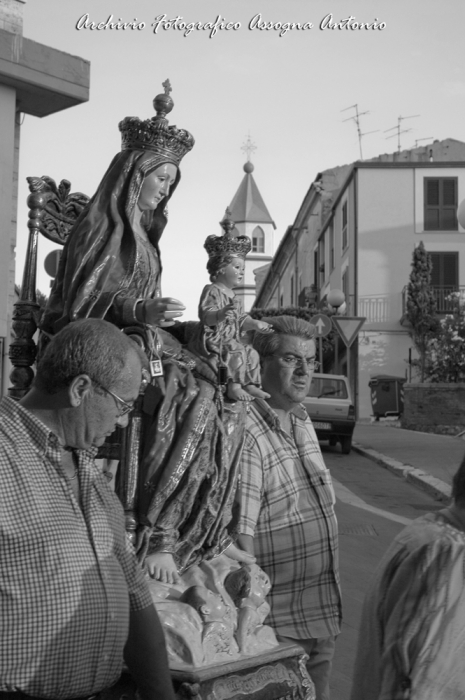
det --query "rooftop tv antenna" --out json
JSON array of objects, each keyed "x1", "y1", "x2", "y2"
[
  {"x1": 341, "y1": 104, "x2": 379, "y2": 160},
  {"x1": 384, "y1": 114, "x2": 420, "y2": 152},
  {"x1": 413, "y1": 137, "x2": 434, "y2": 148}
]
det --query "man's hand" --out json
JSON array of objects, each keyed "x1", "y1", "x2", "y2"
[{"x1": 224, "y1": 542, "x2": 256, "y2": 564}]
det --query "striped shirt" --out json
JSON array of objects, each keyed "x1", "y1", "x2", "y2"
[
  {"x1": 237, "y1": 399, "x2": 341, "y2": 639},
  {"x1": 351, "y1": 511, "x2": 465, "y2": 700},
  {"x1": 0, "y1": 397, "x2": 152, "y2": 699}
]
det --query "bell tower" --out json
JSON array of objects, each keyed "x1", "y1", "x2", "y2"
[{"x1": 226, "y1": 137, "x2": 276, "y2": 312}]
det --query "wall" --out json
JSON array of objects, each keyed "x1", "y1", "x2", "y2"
[
  {"x1": 402, "y1": 383, "x2": 465, "y2": 435},
  {"x1": 356, "y1": 167, "x2": 414, "y2": 416},
  {"x1": 0, "y1": 83, "x2": 16, "y2": 395}
]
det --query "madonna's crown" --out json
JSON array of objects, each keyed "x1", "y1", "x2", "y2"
[
  {"x1": 204, "y1": 209, "x2": 252, "y2": 259},
  {"x1": 119, "y1": 79, "x2": 194, "y2": 165}
]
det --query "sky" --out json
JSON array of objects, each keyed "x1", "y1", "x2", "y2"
[{"x1": 17, "y1": 0, "x2": 465, "y2": 321}]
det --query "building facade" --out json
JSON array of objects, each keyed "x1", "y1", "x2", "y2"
[
  {"x1": 0, "y1": 0, "x2": 89, "y2": 395},
  {"x1": 254, "y1": 139, "x2": 465, "y2": 418}
]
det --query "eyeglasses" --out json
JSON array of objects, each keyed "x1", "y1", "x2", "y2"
[
  {"x1": 271, "y1": 355, "x2": 321, "y2": 371},
  {"x1": 92, "y1": 380, "x2": 135, "y2": 417}
]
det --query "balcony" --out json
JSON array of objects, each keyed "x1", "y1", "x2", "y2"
[
  {"x1": 298, "y1": 286, "x2": 319, "y2": 307},
  {"x1": 402, "y1": 285, "x2": 465, "y2": 316}
]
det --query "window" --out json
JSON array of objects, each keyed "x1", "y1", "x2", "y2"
[
  {"x1": 329, "y1": 222, "x2": 335, "y2": 272},
  {"x1": 430, "y1": 251, "x2": 459, "y2": 312},
  {"x1": 424, "y1": 178, "x2": 458, "y2": 231},
  {"x1": 342, "y1": 267, "x2": 349, "y2": 300},
  {"x1": 280, "y1": 293, "x2": 284, "y2": 307},
  {"x1": 290, "y1": 274, "x2": 295, "y2": 306},
  {"x1": 314, "y1": 250, "x2": 318, "y2": 286},
  {"x1": 319, "y1": 237, "x2": 325, "y2": 287},
  {"x1": 430, "y1": 252, "x2": 458, "y2": 288},
  {"x1": 252, "y1": 226, "x2": 265, "y2": 253},
  {"x1": 342, "y1": 201, "x2": 348, "y2": 251}
]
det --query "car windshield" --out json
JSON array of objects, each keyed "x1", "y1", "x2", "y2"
[{"x1": 308, "y1": 377, "x2": 348, "y2": 399}]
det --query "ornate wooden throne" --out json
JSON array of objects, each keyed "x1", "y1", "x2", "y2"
[
  {"x1": 9, "y1": 176, "x2": 145, "y2": 541},
  {"x1": 9, "y1": 176, "x2": 89, "y2": 399}
]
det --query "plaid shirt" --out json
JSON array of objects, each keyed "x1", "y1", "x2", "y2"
[
  {"x1": 237, "y1": 399, "x2": 341, "y2": 639},
  {"x1": 351, "y1": 511, "x2": 465, "y2": 700},
  {"x1": 0, "y1": 397, "x2": 152, "y2": 699}
]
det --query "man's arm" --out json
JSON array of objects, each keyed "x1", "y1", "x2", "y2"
[{"x1": 124, "y1": 604, "x2": 176, "y2": 700}]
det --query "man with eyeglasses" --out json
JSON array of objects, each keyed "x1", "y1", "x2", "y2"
[
  {"x1": 0, "y1": 319, "x2": 176, "y2": 700},
  {"x1": 237, "y1": 315, "x2": 341, "y2": 700}
]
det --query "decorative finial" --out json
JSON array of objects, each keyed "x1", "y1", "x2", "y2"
[
  {"x1": 241, "y1": 132, "x2": 257, "y2": 162},
  {"x1": 153, "y1": 79, "x2": 174, "y2": 121},
  {"x1": 220, "y1": 208, "x2": 235, "y2": 237}
]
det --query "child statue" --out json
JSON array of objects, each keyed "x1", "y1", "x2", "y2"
[{"x1": 198, "y1": 212, "x2": 271, "y2": 402}]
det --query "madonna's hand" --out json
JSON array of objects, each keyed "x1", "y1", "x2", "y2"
[{"x1": 138, "y1": 297, "x2": 186, "y2": 327}]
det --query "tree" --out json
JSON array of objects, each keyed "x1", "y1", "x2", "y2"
[
  {"x1": 425, "y1": 292, "x2": 465, "y2": 383},
  {"x1": 405, "y1": 242, "x2": 438, "y2": 381}
]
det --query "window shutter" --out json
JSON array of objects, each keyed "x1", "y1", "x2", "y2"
[
  {"x1": 440, "y1": 179, "x2": 458, "y2": 230},
  {"x1": 424, "y1": 178, "x2": 440, "y2": 230},
  {"x1": 442, "y1": 179, "x2": 457, "y2": 206},
  {"x1": 430, "y1": 252, "x2": 458, "y2": 287},
  {"x1": 426, "y1": 179, "x2": 440, "y2": 206},
  {"x1": 442, "y1": 252, "x2": 458, "y2": 287}
]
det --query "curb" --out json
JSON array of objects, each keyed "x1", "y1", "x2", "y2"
[{"x1": 352, "y1": 443, "x2": 452, "y2": 502}]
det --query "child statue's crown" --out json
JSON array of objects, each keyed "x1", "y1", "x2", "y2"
[
  {"x1": 119, "y1": 79, "x2": 194, "y2": 165},
  {"x1": 204, "y1": 210, "x2": 252, "y2": 259}
]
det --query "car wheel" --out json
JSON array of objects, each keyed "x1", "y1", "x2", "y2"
[{"x1": 340, "y1": 436, "x2": 352, "y2": 455}]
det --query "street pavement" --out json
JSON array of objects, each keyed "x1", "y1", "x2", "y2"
[
  {"x1": 324, "y1": 443, "x2": 442, "y2": 700},
  {"x1": 353, "y1": 421, "x2": 465, "y2": 501}
]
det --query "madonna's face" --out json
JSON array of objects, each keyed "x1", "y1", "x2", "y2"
[{"x1": 137, "y1": 163, "x2": 178, "y2": 211}]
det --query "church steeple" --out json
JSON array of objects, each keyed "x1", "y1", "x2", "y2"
[
  {"x1": 225, "y1": 137, "x2": 275, "y2": 312},
  {"x1": 228, "y1": 160, "x2": 276, "y2": 228}
]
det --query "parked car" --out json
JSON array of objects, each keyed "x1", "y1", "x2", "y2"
[{"x1": 303, "y1": 373, "x2": 355, "y2": 454}]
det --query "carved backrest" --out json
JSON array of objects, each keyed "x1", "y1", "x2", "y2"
[{"x1": 9, "y1": 177, "x2": 90, "y2": 399}]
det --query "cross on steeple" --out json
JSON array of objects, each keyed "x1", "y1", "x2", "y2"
[{"x1": 241, "y1": 133, "x2": 257, "y2": 162}]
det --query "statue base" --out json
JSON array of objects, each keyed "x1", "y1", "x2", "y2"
[{"x1": 105, "y1": 643, "x2": 315, "y2": 700}]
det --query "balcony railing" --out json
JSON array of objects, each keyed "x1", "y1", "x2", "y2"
[{"x1": 402, "y1": 285, "x2": 465, "y2": 316}]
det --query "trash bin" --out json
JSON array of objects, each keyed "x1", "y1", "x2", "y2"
[{"x1": 368, "y1": 375, "x2": 406, "y2": 418}]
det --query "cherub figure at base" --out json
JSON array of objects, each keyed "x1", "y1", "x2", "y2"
[
  {"x1": 197, "y1": 212, "x2": 271, "y2": 402},
  {"x1": 224, "y1": 563, "x2": 278, "y2": 655},
  {"x1": 180, "y1": 585, "x2": 239, "y2": 662}
]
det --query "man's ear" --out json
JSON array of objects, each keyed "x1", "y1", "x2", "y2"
[{"x1": 68, "y1": 374, "x2": 93, "y2": 407}]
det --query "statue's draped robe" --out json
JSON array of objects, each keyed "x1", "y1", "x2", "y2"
[{"x1": 41, "y1": 149, "x2": 245, "y2": 572}]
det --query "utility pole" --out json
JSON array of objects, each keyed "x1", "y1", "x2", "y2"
[
  {"x1": 384, "y1": 114, "x2": 420, "y2": 152},
  {"x1": 341, "y1": 104, "x2": 379, "y2": 160}
]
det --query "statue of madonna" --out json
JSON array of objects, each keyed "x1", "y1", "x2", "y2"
[{"x1": 41, "y1": 81, "x2": 254, "y2": 585}]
